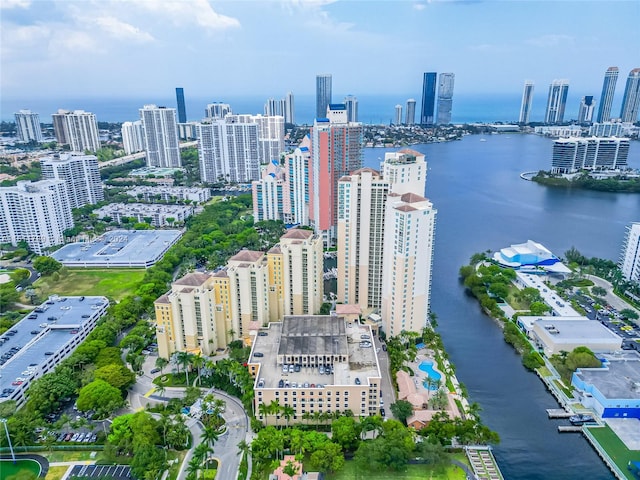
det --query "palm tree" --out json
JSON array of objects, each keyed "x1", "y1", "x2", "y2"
[
  {"x1": 281, "y1": 405, "x2": 295, "y2": 428},
  {"x1": 268, "y1": 399, "x2": 282, "y2": 428},
  {"x1": 237, "y1": 439, "x2": 251, "y2": 458},
  {"x1": 155, "y1": 356, "x2": 169, "y2": 374},
  {"x1": 201, "y1": 425, "x2": 220, "y2": 449},
  {"x1": 176, "y1": 351, "x2": 193, "y2": 385},
  {"x1": 192, "y1": 353, "x2": 205, "y2": 386},
  {"x1": 258, "y1": 402, "x2": 270, "y2": 424}
]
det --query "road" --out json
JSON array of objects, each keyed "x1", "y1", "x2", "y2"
[
  {"x1": 128, "y1": 355, "x2": 251, "y2": 480},
  {"x1": 585, "y1": 274, "x2": 640, "y2": 321},
  {"x1": 373, "y1": 334, "x2": 395, "y2": 418}
]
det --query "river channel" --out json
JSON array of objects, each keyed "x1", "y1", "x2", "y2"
[{"x1": 363, "y1": 133, "x2": 640, "y2": 480}]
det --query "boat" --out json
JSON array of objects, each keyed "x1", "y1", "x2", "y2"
[
  {"x1": 569, "y1": 414, "x2": 595, "y2": 425},
  {"x1": 480, "y1": 138, "x2": 487, "y2": 142}
]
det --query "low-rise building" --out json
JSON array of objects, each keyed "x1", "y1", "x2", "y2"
[
  {"x1": 249, "y1": 315, "x2": 382, "y2": 425},
  {"x1": 525, "y1": 317, "x2": 622, "y2": 356},
  {"x1": 0, "y1": 295, "x2": 109, "y2": 407},
  {"x1": 125, "y1": 185, "x2": 211, "y2": 204},
  {"x1": 94, "y1": 203, "x2": 193, "y2": 227},
  {"x1": 572, "y1": 353, "x2": 640, "y2": 419}
]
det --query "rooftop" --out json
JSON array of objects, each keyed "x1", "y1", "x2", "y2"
[
  {"x1": 281, "y1": 229, "x2": 314, "y2": 240},
  {"x1": 277, "y1": 316, "x2": 348, "y2": 357},
  {"x1": 534, "y1": 319, "x2": 623, "y2": 344},
  {"x1": 50, "y1": 229, "x2": 182, "y2": 268},
  {"x1": 576, "y1": 359, "x2": 640, "y2": 400}
]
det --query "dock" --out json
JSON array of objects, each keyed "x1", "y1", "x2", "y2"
[
  {"x1": 547, "y1": 408, "x2": 573, "y2": 418},
  {"x1": 558, "y1": 426, "x2": 583, "y2": 433}
]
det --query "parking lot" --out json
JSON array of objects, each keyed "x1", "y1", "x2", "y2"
[{"x1": 68, "y1": 465, "x2": 132, "y2": 480}]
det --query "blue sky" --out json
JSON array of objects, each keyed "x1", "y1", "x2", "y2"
[{"x1": 1, "y1": 0, "x2": 639, "y2": 101}]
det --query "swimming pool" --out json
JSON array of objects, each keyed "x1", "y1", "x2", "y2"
[{"x1": 418, "y1": 360, "x2": 442, "y2": 390}]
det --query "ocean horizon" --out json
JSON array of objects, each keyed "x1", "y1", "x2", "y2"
[{"x1": 2, "y1": 92, "x2": 616, "y2": 126}]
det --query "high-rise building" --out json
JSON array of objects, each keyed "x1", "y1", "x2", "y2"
[
  {"x1": 284, "y1": 136, "x2": 311, "y2": 226},
  {"x1": 139, "y1": 105, "x2": 181, "y2": 168},
  {"x1": 316, "y1": 74, "x2": 332, "y2": 119},
  {"x1": 544, "y1": 80, "x2": 570, "y2": 124},
  {"x1": 551, "y1": 137, "x2": 629, "y2": 174},
  {"x1": 52, "y1": 110, "x2": 100, "y2": 152},
  {"x1": 251, "y1": 115, "x2": 285, "y2": 164},
  {"x1": 405, "y1": 99, "x2": 416, "y2": 125},
  {"x1": 14, "y1": 110, "x2": 43, "y2": 143},
  {"x1": 620, "y1": 222, "x2": 640, "y2": 283},
  {"x1": 175, "y1": 87, "x2": 187, "y2": 123},
  {"x1": 344, "y1": 95, "x2": 358, "y2": 122},
  {"x1": 589, "y1": 122, "x2": 622, "y2": 137},
  {"x1": 394, "y1": 105, "x2": 403, "y2": 125},
  {"x1": 205, "y1": 102, "x2": 232, "y2": 119},
  {"x1": 596, "y1": 67, "x2": 619, "y2": 123},
  {"x1": 337, "y1": 149, "x2": 427, "y2": 314},
  {"x1": 420, "y1": 72, "x2": 437, "y2": 126},
  {"x1": 121, "y1": 120, "x2": 145, "y2": 155},
  {"x1": 196, "y1": 119, "x2": 260, "y2": 183},
  {"x1": 284, "y1": 92, "x2": 295, "y2": 125},
  {"x1": 267, "y1": 229, "x2": 324, "y2": 318},
  {"x1": 41, "y1": 153, "x2": 103, "y2": 209},
  {"x1": 264, "y1": 98, "x2": 285, "y2": 117},
  {"x1": 578, "y1": 96, "x2": 596, "y2": 124},
  {"x1": 337, "y1": 168, "x2": 389, "y2": 310},
  {"x1": 252, "y1": 161, "x2": 291, "y2": 223},
  {"x1": 310, "y1": 104, "x2": 363, "y2": 245},
  {"x1": 154, "y1": 228, "x2": 323, "y2": 359},
  {"x1": 381, "y1": 190, "x2": 436, "y2": 337},
  {"x1": 620, "y1": 68, "x2": 640, "y2": 123},
  {"x1": 436, "y1": 73, "x2": 455, "y2": 125},
  {"x1": 519, "y1": 81, "x2": 535, "y2": 124},
  {"x1": 0, "y1": 180, "x2": 73, "y2": 254}
]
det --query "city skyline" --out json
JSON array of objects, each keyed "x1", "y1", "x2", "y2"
[{"x1": 1, "y1": 1, "x2": 638, "y2": 104}]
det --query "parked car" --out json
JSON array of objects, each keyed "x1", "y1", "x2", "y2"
[{"x1": 150, "y1": 368, "x2": 161, "y2": 374}]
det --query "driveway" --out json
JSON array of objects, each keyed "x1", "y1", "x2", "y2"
[{"x1": 373, "y1": 335, "x2": 396, "y2": 418}]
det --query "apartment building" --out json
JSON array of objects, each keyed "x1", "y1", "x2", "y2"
[{"x1": 41, "y1": 152, "x2": 104, "y2": 208}]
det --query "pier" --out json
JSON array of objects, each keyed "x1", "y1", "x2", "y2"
[
  {"x1": 558, "y1": 426, "x2": 583, "y2": 433},
  {"x1": 546, "y1": 408, "x2": 573, "y2": 418}
]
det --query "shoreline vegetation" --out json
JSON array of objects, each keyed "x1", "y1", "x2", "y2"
[{"x1": 532, "y1": 170, "x2": 640, "y2": 193}]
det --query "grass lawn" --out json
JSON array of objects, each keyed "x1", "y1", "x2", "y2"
[
  {"x1": 167, "y1": 450, "x2": 187, "y2": 480},
  {"x1": 45, "y1": 466, "x2": 70, "y2": 480},
  {"x1": 587, "y1": 425, "x2": 640, "y2": 479},
  {"x1": 42, "y1": 451, "x2": 95, "y2": 462},
  {"x1": 325, "y1": 459, "x2": 467, "y2": 480},
  {"x1": 0, "y1": 459, "x2": 41, "y2": 480},
  {"x1": 33, "y1": 268, "x2": 145, "y2": 301}
]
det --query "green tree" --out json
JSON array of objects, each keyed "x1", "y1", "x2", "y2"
[
  {"x1": 591, "y1": 286, "x2": 607, "y2": 297},
  {"x1": 32, "y1": 256, "x2": 62, "y2": 276},
  {"x1": 11, "y1": 268, "x2": 30, "y2": 285},
  {"x1": 77, "y1": 379, "x2": 125, "y2": 417},
  {"x1": 620, "y1": 308, "x2": 639, "y2": 320},
  {"x1": 0, "y1": 284, "x2": 20, "y2": 313},
  {"x1": 331, "y1": 416, "x2": 361, "y2": 451},
  {"x1": 309, "y1": 442, "x2": 345, "y2": 473},
  {"x1": 389, "y1": 400, "x2": 414, "y2": 425},
  {"x1": 94, "y1": 363, "x2": 136, "y2": 391},
  {"x1": 529, "y1": 301, "x2": 551, "y2": 316}
]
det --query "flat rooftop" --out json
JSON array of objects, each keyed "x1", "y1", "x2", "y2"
[
  {"x1": 0, "y1": 296, "x2": 109, "y2": 402},
  {"x1": 51, "y1": 229, "x2": 182, "y2": 268},
  {"x1": 277, "y1": 315, "x2": 348, "y2": 357},
  {"x1": 576, "y1": 359, "x2": 640, "y2": 400},
  {"x1": 251, "y1": 316, "x2": 381, "y2": 388},
  {"x1": 535, "y1": 319, "x2": 623, "y2": 344},
  {"x1": 517, "y1": 272, "x2": 580, "y2": 316}
]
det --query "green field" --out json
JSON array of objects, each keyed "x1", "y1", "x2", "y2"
[
  {"x1": 0, "y1": 459, "x2": 41, "y2": 480},
  {"x1": 326, "y1": 459, "x2": 468, "y2": 480},
  {"x1": 587, "y1": 425, "x2": 640, "y2": 480},
  {"x1": 33, "y1": 268, "x2": 146, "y2": 301}
]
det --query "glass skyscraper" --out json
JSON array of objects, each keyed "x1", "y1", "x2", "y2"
[
  {"x1": 596, "y1": 67, "x2": 618, "y2": 123},
  {"x1": 544, "y1": 79, "x2": 569, "y2": 124},
  {"x1": 436, "y1": 73, "x2": 455, "y2": 125},
  {"x1": 316, "y1": 74, "x2": 332, "y2": 119},
  {"x1": 620, "y1": 68, "x2": 640, "y2": 123},
  {"x1": 519, "y1": 81, "x2": 534, "y2": 124},
  {"x1": 420, "y1": 72, "x2": 437, "y2": 126},
  {"x1": 175, "y1": 87, "x2": 187, "y2": 123},
  {"x1": 405, "y1": 99, "x2": 416, "y2": 125}
]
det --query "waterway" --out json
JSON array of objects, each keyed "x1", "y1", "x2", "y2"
[{"x1": 363, "y1": 134, "x2": 640, "y2": 480}]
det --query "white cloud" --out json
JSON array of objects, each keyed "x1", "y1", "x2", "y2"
[
  {"x1": 89, "y1": 15, "x2": 154, "y2": 42},
  {"x1": 413, "y1": 3, "x2": 427, "y2": 10},
  {"x1": 526, "y1": 34, "x2": 574, "y2": 48},
  {"x1": 134, "y1": 0, "x2": 240, "y2": 31},
  {"x1": 0, "y1": 0, "x2": 30, "y2": 9}
]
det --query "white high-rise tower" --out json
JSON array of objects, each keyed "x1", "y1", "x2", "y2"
[
  {"x1": 14, "y1": 110, "x2": 43, "y2": 142},
  {"x1": 139, "y1": 105, "x2": 181, "y2": 168}
]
